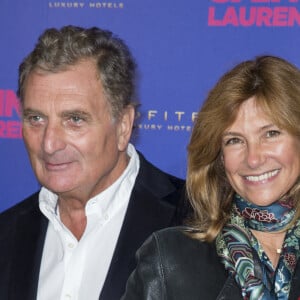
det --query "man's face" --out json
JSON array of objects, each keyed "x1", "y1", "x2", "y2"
[{"x1": 22, "y1": 60, "x2": 134, "y2": 201}]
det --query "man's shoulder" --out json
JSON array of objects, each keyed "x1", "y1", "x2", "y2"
[
  {"x1": 0, "y1": 191, "x2": 40, "y2": 224},
  {"x1": 136, "y1": 152, "x2": 188, "y2": 222},
  {"x1": 137, "y1": 152, "x2": 185, "y2": 190}
]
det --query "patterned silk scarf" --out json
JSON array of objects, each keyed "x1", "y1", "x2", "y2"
[{"x1": 216, "y1": 194, "x2": 300, "y2": 300}]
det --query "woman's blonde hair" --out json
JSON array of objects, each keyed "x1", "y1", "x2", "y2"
[{"x1": 187, "y1": 55, "x2": 300, "y2": 242}]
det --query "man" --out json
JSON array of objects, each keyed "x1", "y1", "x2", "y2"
[{"x1": 0, "y1": 26, "x2": 185, "y2": 300}]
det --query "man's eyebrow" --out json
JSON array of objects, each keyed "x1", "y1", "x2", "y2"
[
  {"x1": 22, "y1": 108, "x2": 45, "y2": 117},
  {"x1": 61, "y1": 110, "x2": 92, "y2": 119}
]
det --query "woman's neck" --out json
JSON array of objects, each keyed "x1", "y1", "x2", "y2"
[{"x1": 251, "y1": 229, "x2": 286, "y2": 268}]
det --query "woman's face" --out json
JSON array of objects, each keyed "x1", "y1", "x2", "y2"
[{"x1": 222, "y1": 97, "x2": 300, "y2": 206}]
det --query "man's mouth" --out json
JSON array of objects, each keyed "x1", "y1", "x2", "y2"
[{"x1": 45, "y1": 161, "x2": 72, "y2": 170}]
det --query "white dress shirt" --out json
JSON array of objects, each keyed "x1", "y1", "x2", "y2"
[{"x1": 37, "y1": 144, "x2": 140, "y2": 300}]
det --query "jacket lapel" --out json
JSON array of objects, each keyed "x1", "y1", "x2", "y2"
[
  {"x1": 99, "y1": 154, "x2": 179, "y2": 299},
  {"x1": 216, "y1": 276, "x2": 243, "y2": 300}
]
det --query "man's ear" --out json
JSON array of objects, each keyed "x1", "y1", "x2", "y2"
[{"x1": 117, "y1": 105, "x2": 135, "y2": 151}]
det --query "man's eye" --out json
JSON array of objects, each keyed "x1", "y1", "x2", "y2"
[
  {"x1": 31, "y1": 116, "x2": 42, "y2": 121},
  {"x1": 266, "y1": 130, "x2": 280, "y2": 138},
  {"x1": 25, "y1": 115, "x2": 43, "y2": 124},
  {"x1": 71, "y1": 116, "x2": 82, "y2": 123},
  {"x1": 68, "y1": 115, "x2": 86, "y2": 125}
]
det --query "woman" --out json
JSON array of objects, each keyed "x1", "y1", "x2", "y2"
[{"x1": 122, "y1": 55, "x2": 300, "y2": 300}]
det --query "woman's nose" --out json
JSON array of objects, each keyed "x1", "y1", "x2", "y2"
[{"x1": 246, "y1": 143, "x2": 266, "y2": 169}]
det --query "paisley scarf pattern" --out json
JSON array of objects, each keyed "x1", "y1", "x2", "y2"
[
  {"x1": 216, "y1": 195, "x2": 300, "y2": 300},
  {"x1": 235, "y1": 194, "x2": 295, "y2": 232}
]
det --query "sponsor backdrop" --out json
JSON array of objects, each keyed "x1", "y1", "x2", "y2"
[{"x1": 0, "y1": 0, "x2": 299, "y2": 211}]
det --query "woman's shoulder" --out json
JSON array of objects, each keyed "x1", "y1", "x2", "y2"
[
  {"x1": 129, "y1": 226, "x2": 228, "y2": 299},
  {"x1": 151, "y1": 226, "x2": 199, "y2": 247},
  {"x1": 153, "y1": 226, "x2": 211, "y2": 246},
  {"x1": 141, "y1": 226, "x2": 220, "y2": 265}
]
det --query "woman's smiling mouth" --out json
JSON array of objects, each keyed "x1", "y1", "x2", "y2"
[{"x1": 245, "y1": 169, "x2": 280, "y2": 182}]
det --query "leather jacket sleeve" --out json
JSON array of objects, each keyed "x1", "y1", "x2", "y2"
[
  {"x1": 121, "y1": 232, "x2": 165, "y2": 299},
  {"x1": 122, "y1": 227, "x2": 235, "y2": 300}
]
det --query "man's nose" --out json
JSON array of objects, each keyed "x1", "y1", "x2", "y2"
[{"x1": 42, "y1": 122, "x2": 66, "y2": 154}]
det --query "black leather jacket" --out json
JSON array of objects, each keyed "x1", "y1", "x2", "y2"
[{"x1": 122, "y1": 227, "x2": 300, "y2": 300}]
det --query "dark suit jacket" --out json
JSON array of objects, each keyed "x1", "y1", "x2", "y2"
[
  {"x1": 0, "y1": 153, "x2": 185, "y2": 300},
  {"x1": 122, "y1": 227, "x2": 300, "y2": 300}
]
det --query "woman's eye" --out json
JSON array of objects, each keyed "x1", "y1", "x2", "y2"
[
  {"x1": 266, "y1": 130, "x2": 280, "y2": 138},
  {"x1": 224, "y1": 137, "x2": 242, "y2": 146}
]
